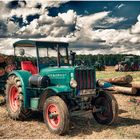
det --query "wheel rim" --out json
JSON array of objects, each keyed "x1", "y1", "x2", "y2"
[
  {"x1": 9, "y1": 85, "x2": 19, "y2": 112},
  {"x1": 46, "y1": 104, "x2": 60, "y2": 129},
  {"x1": 95, "y1": 97, "x2": 111, "y2": 121}
]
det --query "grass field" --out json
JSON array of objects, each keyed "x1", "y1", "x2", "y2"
[
  {"x1": 0, "y1": 67, "x2": 140, "y2": 139},
  {"x1": 97, "y1": 66, "x2": 140, "y2": 82}
]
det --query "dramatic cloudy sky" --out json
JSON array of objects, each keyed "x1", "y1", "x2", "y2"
[{"x1": 0, "y1": 0, "x2": 140, "y2": 55}]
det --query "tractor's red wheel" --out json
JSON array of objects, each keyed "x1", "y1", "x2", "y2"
[
  {"x1": 43, "y1": 96, "x2": 69, "y2": 135},
  {"x1": 46, "y1": 104, "x2": 61, "y2": 129},
  {"x1": 92, "y1": 91, "x2": 118, "y2": 125},
  {"x1": 9, "y1": 85, "x2": 19, "y2": 112},
  {"x1": 5, "y1": 75, "x2": 31, "y2": 120}
]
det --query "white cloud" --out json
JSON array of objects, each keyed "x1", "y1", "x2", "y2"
[
  {"x1": 115, "y1": 4, "x2": 125, "y2": 10},
  {"x1": 17, "y1": 10, "x2": 77, "y2": 37},
  {"x1": 58, "y1": 10, "x2": 77, "y2": 25},
  {"x1": 7, "y1": 21, "x2": 19, "y2": 34},
  {"x1": 103, "y1": 17, "x2": 126, "y2": 24},
  {"x1": 1, "y1": 0, "x2": 67, "y2": 23},
  {"x1": 18, "y1": 19, "x2": 40, "y2": 36},
  {"x1": 130, "y1": 37, "x2": 140, "y2": 43},
  {"x1": 77, "y1": 11, "x2": 110, "y2": 28},
  {"x1": 0, "y1": 1, "x2": 10, "y2": 20},
  {"x1": 131, "y1": 15, "x2": 140, "y2": 34},
  {"x1": 9, "y1": 8, "x2": 43, "y2": 23},
  {"x1": 71, "y1": 13, "x2": 140, "y2": 55},
  {"x1": 74, "y1": 11, "x2": 109, "y2": 42},
  {"x1": 117, "y1": 4, "x2": 125, "y2": 9},
  {"x1": 25, "y1": 0, "x2": 68, "y2": 9},
  {"x1": 0, "y1": 1, "x2": 140, "y2": 56},
  {"x1": 0, "y1": 38, "x2": 19, "y2": 55}
]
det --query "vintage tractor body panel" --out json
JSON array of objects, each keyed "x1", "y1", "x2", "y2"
[
  {"x1": 46, "y1": 85, "x2": 72, "y2": 93},
  {"x1": 9, "y1": 70, "x2": 32, "y2": 107},
  {"x1": 40, "y1": 66, "x2": 75, "y2": 86}
]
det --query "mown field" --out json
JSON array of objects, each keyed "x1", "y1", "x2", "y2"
[
  {"x1": 97, "y1": 66, "x2": 140, "y2": 82},
  {"x1": 0, "y1": 66, "x2": 140, "y2": 139}
]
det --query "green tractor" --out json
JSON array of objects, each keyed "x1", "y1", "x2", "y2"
[
  {"x1": 115, "y1": 56, "x2": 139, "y2": 72},
  {"x1": 4, "y1": 40, "x2": 118, "y2": 135},
  {"x1": 94, "y1": 61, "x2": 106, "y2": 71}
]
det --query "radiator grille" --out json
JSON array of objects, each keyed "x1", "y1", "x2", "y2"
[{"x1": 75, "y1": 68, "x2": 95, "y2": 90}]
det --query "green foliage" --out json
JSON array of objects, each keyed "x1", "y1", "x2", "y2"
[
  {"x1": 0, "y1": 53, "x2": 140, "y2": 67},
  {"x1": 75, "y1": 54, "x2": 140, "y2": 66}
]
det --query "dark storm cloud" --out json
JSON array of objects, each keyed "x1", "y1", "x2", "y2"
[
  {"x1": 6, "y1": 0, "x2": 19, "y2": 9},
  {"x1": 0, "y1": 21, "x2": 7, "y2": 37},
  {"x1": 6, "y1": 0, "x2": 26, "y2": 9}
]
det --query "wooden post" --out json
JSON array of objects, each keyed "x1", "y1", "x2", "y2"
[
  {"x1": 109, "y1": 86, "x2": 137, "y2": 95},
  {"x1": 131, "y1": 82, "x2": 140, "y2": 89},
  {"x1": 97, "y1": 80, "x2": 137, "y2": 95}
]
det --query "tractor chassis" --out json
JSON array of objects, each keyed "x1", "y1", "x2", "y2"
[{"x1": 70, "y1": 106, "x2": 103, "y2": 117}]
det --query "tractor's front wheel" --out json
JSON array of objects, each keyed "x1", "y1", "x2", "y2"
[
  {"x1": 43, "y1": 96, "x2": 70, "y2": 135},
  {"x1": 92, "y1": 91, "x2": 118, "y2": 125},
  {"x1": 5, "y1": 75, "x2": 31, "y2": 120}
]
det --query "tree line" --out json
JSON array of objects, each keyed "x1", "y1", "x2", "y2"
[
  {"x1": 1, "y1": 53, "x2": 140, "y2": 66},
  {"x1": 75, "y1": 54, "x2": 140, "y2": 66}
]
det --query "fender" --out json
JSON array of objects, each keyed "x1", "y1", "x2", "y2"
[
  {"x1": 9, "y1": 70, "x2": 32, "y2": 107},
  {"x1": 39, "y1": 85, "x2": 72, "y2": 110}
]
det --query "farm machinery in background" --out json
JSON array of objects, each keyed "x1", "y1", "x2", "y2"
[
  {"x1": 0, "y1": 40, "x2": 118, "y2": 135},
  {"x1": 94, "y1": 61, "x2": 106, "y2": 71},
  {"x1": 115, "y1": 56, "x2": 140, "y2": 72}
]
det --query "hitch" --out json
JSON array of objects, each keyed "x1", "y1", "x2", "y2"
[{"x1": 92, "y1": 106, "x2": 105, "y2": 113}]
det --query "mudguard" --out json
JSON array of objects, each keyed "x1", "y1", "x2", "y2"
[
  {"x1": 39, "y1": 85, "x2": 72, "y2": 110},
  {"x1": 9, "y1": 70, "x2": 32, "y2": 107}
]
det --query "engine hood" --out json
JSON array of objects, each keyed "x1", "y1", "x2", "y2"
[
  {"x1": 40, "y1": 66, "x2": 76, "y2": 76},
  {"x1": 40, "y1": 66, "x2": 77, "y2": 87}
]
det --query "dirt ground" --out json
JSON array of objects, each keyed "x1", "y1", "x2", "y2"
[{"x1": 0, "y1": 94, "x2": 140, "y2": 139}]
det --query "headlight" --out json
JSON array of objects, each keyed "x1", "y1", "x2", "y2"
[{"x1": 70, "y1": 79, "x2": 77, "y2": 88}]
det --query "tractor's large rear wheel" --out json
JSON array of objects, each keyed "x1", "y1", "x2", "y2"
[
  {"x1": 92, "y1": 91, "x2": 118, "y2": 125},
  {"x1": 5, "y1": 75, "x2": 31, "y2": 120},
  {"x1": 43, "y1": 96, "x2": 70, "y2": 135}
]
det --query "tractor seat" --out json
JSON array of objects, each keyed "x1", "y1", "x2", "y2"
[{"x1": 21, "y1": 61, "x2": 38, "y2": 74}]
